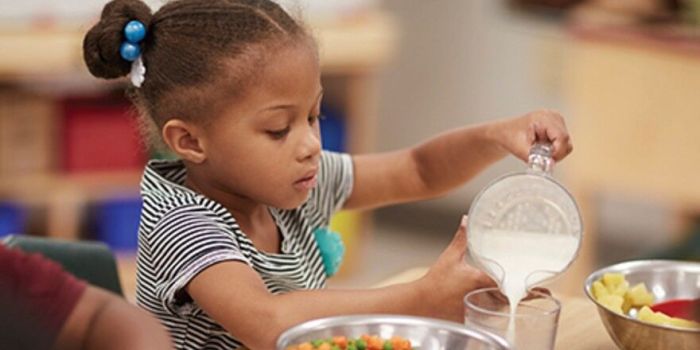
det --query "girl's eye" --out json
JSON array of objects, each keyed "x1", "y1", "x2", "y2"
[
  {"x1": 267, "y1": 127, "x2": 290, "y2": 140},
  {"x1": 308, "y1": 114, "x2": 325, "y2": 125}
]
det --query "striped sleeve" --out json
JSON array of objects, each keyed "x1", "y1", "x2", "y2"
[
  {"x1": 146, "y1": 205, "x2": 249, "y2": 317},
  {"x1": 307, "y1": 151, "x2": 354, "y2": 225}
]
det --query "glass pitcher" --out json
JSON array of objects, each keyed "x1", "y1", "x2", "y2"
[{"x1": 466, "y1": 143, "x2": 583, "y2": 289}]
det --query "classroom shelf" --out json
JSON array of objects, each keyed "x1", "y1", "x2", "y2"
[{"x1": 0, "y1": 12, "x2": 399, "y2": 276}]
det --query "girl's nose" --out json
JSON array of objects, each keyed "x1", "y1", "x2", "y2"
[{"x1": 297, "y1": 127, "x2": 321, "y2": 162}]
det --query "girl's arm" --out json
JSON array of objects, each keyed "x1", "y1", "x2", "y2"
[
  {"x1": 343, "y1": 110, "x2": 572, "y2": 210},
  {"x1": 188, "y1": 219, "x2": 491, "y2": 350}
]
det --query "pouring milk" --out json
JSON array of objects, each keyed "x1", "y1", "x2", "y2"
[
  {"x1": 470, "y1": 229, "x2": 579, "y2": 342},
  {"x1": 466, "y1": 143, "x2": 583, "y2": 345}
]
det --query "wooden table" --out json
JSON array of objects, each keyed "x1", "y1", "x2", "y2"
[
  {"x1": 113, "y1": 260, "x2": 620, "y2": 348},
  {"x1": 377, "y1": 267, "x2": 617, "y2": 350}
]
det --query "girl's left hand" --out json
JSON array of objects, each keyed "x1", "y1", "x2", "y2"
[{"x1": 489, "y1": 109, "x2": 573, "y2": 162}]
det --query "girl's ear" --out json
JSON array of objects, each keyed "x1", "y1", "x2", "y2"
[{"x1": 161, "y1": 119, "x2": 207, "y2": 164}]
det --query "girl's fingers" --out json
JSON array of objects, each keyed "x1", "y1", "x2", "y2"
[
  {"x1": 481, "y1": 287, "x2": 552, "y2": 308},
  {"x1": 528, "y1": 116, "x2": 572, "y2": 161},
  {"x1": 542, "y1": 118, "x2": 571, "y2": 161},
  {"x1": 551, "y1": 133, "x2": 572, "y2": 161},
  {"x1": 448, "y1": 215, "x2": 468, "y2": 255},
  {"x1": 524, "y1": 287, "x2": 552, "y2": 301},
  {"x1": 484, "y1": 289, "x2": 509, "y2": 305},
  {"x1": 533, "y1": 122, "x2": 549, "y2": 143}
]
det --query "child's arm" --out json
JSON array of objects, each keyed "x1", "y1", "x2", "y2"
[
  {"x1": 188, "y1": 219, "x2": 490, "y2": 350},
  {"x1": 344, "y1": 109, "x2": 572, "y2": 210},
  {"x1": 56, "y1": 286, "x2": 173, "y2": 350}
]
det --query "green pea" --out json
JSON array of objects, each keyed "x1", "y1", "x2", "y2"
[
  {"x1": 383, "y1": 340, "x2": 393, "y2": 350},
  {"x1": 311, "y1": 339, "x2": 325, "y2": 347},
  {"x1": 356, "y1": 339, "x2": 367, "y2": 350}
]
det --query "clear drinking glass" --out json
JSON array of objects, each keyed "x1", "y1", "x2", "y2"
[{"x1": 464, "y1": 287, "x2": 561, "y2": 350}]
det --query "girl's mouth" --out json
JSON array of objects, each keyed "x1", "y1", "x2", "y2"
[{"x1": 293, "y1": 173, "x2": 317, "y2": 190}]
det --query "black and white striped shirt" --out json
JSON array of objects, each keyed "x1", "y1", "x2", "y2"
[{"x1": 135, "y1": 151, "x2": 354, "y2": 349}]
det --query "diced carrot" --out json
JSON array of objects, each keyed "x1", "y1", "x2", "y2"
[
  {"x1": 293, "y1": 336, "x2": 413, "y2": 350},
  {"x1": 332, "y1": 336, "x2": 348, "y2": 349},
  {"x1": 367, "y1": 336, "x2": 383, "y2": 350},
  {"x1": 390, "y1": 336, "x2": 412, "y2": 350},
  {"x1": 298, "y1": 343, "x2": 313, "y2": 350}
]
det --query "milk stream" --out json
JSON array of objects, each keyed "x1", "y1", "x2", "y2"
[{"x1": 471, "y1": 230, "x2": 579, "y2": 345}]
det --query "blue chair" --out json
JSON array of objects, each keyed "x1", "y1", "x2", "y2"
[{"x1": 0, "y1": 202, "x2": 26, "y2": 238}]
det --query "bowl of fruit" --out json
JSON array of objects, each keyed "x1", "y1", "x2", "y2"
[
  {"x1": 276, "y1": 314, "x2": 511, "y2": 350},
  {"x1": 584, "y1": 260, "x2": 700, "y2": 350}
]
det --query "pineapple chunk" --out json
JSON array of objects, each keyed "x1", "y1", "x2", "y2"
[
  {"x1": 622, "y1": 296, "x2": 633, "y2": 314},
  {"x1": 651, "y1": 310, "x2": 672, "y2": 325},
  {"x1": 592, "y1": 280, "x2": 609, "y2": 299},
  {"x1": 610, "y1": 281, "x2": 629, "y2": 297},
  {"x1": 625, "y1": 283, "x2": 654, "y2": 307},
  {"x1": 599, "y1": 294, "x2": 625, "y2": 314},
  {"x1": 602, "y1": 273, "x2": 629, "y2": 296},
  {"x1": 638, "y1": 306, "x2": 656, "y2": 320},
  {"x1": 602, "y1": 273, "x2": 625, "y2": 288},
  {"x1": 638, "y1": 306, "x2": 670, "y2": 325},
  {"x1": 593, "y1": 274, "x2": 699, "y2": 330},
  {"x1": 637, "y1": 306, "x2": 700, "y2": 329},
  {"x1": 669, "y1": 317, "x2": 700, "y2": 329}
]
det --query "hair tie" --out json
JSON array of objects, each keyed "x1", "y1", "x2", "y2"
[{"x1": 119, "y1": 20, "x2": 147, "y2": 87}]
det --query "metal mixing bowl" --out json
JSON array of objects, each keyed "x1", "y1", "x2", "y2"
[
  {"x1": 584, "y1": 260, "x2": 700, "y2": 350},
  {"x1": 276, "y1": 314, "x2": 511, "y2": 350}
]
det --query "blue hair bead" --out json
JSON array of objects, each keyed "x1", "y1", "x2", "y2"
[
  {"x1": 124, "y1": 20, "x2": 146, "y2": 43},
  {"x1": 119, "y1": 41, "x2": 141, "y2": 62},
  {"x1": 313, "y1": 227, "x2": 345, "y2": 277}
]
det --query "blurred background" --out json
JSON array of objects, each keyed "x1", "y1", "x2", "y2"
[{"x1": 1, "y1": 0, "x2": 699, "y2": 300}]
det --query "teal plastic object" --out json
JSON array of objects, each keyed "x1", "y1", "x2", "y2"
[{"x1": 313, "y1": 227, "x2": 345, "y2": 277}]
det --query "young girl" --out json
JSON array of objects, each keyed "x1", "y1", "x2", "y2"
[{"x1": 83, "y1": 0, "x2": 573, "y2": 349}]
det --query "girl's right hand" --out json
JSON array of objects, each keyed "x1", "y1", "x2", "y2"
[{"x1": 417, "y1": 216, "x2": 496, "y2": 322}]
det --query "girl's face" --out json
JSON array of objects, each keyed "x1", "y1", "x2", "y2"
[{"x1": 199, "y1": 43, "x2": 323, "y2": 209}]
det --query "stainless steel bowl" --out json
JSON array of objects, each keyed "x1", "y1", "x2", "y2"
[
  {"x1": 276, "y1": 315, "x2": 511, "y2": 350},
  {"x1": 584, "y1": 260, "x2": 700, "y2": 350}
]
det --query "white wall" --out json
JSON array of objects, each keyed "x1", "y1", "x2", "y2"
[
  {"x1": 377, "y1": 0, "x2": 568, "y2": 209},
  {"x1": 375, "y1": 0, "x2": 675, "y2": 261},
  {"x1": 0, "y1": 0, "x2": 168, "y2": 27}
]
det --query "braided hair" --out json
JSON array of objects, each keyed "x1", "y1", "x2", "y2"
[{"x1": 83, "y1": 0, "x2": 311, "y2": 143}]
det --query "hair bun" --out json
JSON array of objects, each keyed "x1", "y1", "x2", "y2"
[{"x1": 83, "y1": 0, "x2": 153, "y2": 79}]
